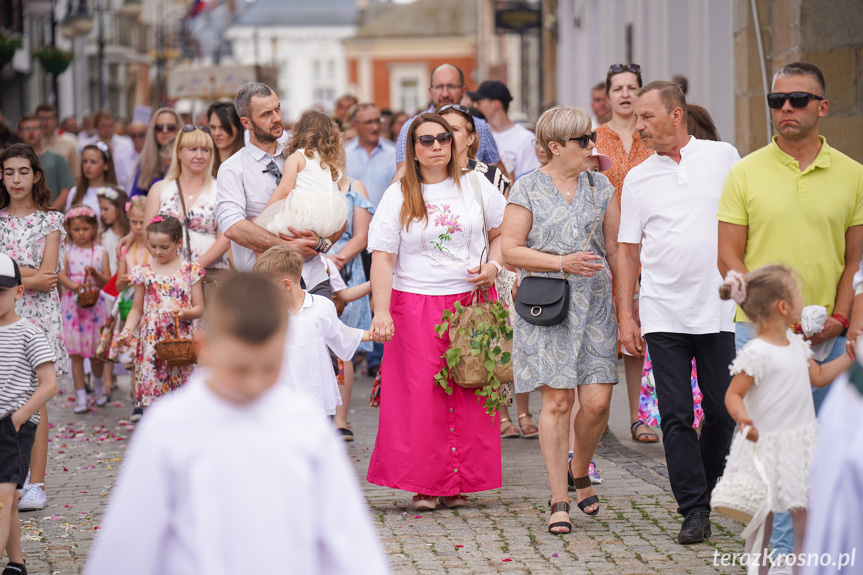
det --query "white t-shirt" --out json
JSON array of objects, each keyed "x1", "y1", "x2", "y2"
[
  {"x1": 101, "y1": 227, "x2": 120, "y2": 275},
  {"x1": 83, "y1": 373, "x2": 390, "y2": 575},
  {"x1": 368, "y1": 173, "x2": 506, "y2": 296},
  {"x1": 65, "y1": 186, "x2": 102, "y2": 218},
  {"x1": 618, "y1": 137, "x2": 739, "y2": 335},
  {"x1": 276, "y1": 292, "x2": 364, "y2": 416},
  {"x1": 729, "y1": 332, "x2": 816, "y2": 433},
  {"x1": 491, "y1": 124, "x2": 541, "y2": 180}
]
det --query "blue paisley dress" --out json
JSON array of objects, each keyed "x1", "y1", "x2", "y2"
[
  {"x1": 508, "y1": 170, "x2": 619, "y2": 392},
  {"x1": 332, "y1": 182, "x2": 375, "y2": 353}
]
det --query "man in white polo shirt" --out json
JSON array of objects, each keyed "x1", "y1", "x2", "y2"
[
  {"x1": 616, "y1": 81, "x2": 739, "y2": 546},
  {"x1": 215, "y1": 82, "x2": 343, "y2": 296}
]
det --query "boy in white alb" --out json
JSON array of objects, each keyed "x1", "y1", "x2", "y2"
[
  {"x1": 0, "y1": 254, "x2": 58, "y2": 575},
  {"x1": 254, "y1": 246, "x2": 372, "y2": 417},
  {"x1": 84, "y1": 273, "x2": 390, "y2": 575}
]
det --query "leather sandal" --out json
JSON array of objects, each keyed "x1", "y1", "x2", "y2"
[
  {"x1": 548, "y1": 500, "x2": 572, "y2": 534},
  {"x1": 500, "y1": 417, "x2": 519, "y2": 438},
  {"x1": 438, "y1": 495, "x2": 470, "y2": 509},
  {"x1": 572, "y1": 475, "x2": 600, "y2": 516},
  {"x1": 412, "y1": 494, "x2": 437, "y2": 511},
  {"x1": 517, "y1": 413, "x2": 539, "y2": 438},
  {"x1": 630, "y1": 420, "x2": 659, "y2": 443}
]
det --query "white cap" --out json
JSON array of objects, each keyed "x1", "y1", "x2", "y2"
[{"x1": 0, "y1": 253, "x2": 22, "y2": 288}]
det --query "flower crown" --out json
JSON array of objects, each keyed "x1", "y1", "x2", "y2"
[
  {"x1": 150, "y1": 216, "x2": 164, "y2": 224},
  {"x1": 94, "y1": 140, "x2": 112, "y2": 160},
  {"x1": 65, "y1": 205, "x2": 97, "y2": 221},
  {"x1": 96, "y1": 186, "x2": 119, "y2": 201}
]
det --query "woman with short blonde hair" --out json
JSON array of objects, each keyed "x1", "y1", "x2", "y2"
[{"x1": 501, "y1": 105, "x2": 620, "y2": 534}]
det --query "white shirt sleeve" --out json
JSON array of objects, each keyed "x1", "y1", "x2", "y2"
[
  {"x1": 367, "y1": 183, "x2": 403, "y2": 254},
  {"x1": 83, "y1": 419, "x2": 172, "y2": 575},
  {"x1": 478, "y1": 174, "x2": 506, "y2": 229},
  {"x1": 215, "y1": 161, "x2": 248, "y2": 234},
  {"x1": 321, "y1": 298, "x2": 364, "y2": 360},
  {"x1": 323, "y1": 256, "x2": 348, "y2": 292},
  {"x1": 618, "y1": 178, "x2": 643, "y2": 244}
]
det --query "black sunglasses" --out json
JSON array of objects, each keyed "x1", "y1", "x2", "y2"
[
  {"x1": 415, "y1": 132, "x2": 453, "y2": 148},
  {"x1": 437, "y1": 104, "x2": 476, "y2": 128},
  {"x1": 766, "y1": 92, "x2": 824, "y2": 110},
  {"x1": 568, "y1": 130, "x2": 597, "y2": 149},
  {"x1": 608, "y1": 63, "x2": 641, "y2": 75},
  {"x1": 182, "y1": 124, "x2": 211, "y2": 134},
  {"x1": 155, "y1": 124, "x2": 178, "y2": 132}
]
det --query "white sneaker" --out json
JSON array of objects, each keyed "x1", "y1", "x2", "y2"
[
  {"x1": 768, "y1": 555, "x2": 794, "y2": 575},
  {"x1": 73, "y1": 397, "x2": 88, "y2": 414},
  {"x1": 18, "y1": 484, "x2": 46, "y2": 511},
  {"x1": 95, "y1": 394, "x2": 108, "y2": 407}
]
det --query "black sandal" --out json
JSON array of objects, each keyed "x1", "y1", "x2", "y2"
[
  {"x1": 548, "y1": 500, "x2": 571, "y2": 534},
  {"x1": 572, "y1": 475, "x2": 600, "y2": 516}
]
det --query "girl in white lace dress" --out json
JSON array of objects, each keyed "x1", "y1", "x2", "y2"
[
  {"x1": 719, "y1": 265, "x2": 855, "y2": 570},
  {"x1": 256, "y1": 110, "x2": 347, "y2": 240}
]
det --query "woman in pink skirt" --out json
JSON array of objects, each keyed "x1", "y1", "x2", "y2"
[{"x1": 367, "y1": 113, "x2": 507, "y2": 511}]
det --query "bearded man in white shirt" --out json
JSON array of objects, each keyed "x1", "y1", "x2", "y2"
[{"x1": 616, "y1": 81, "x2": 739, "y2": 546}]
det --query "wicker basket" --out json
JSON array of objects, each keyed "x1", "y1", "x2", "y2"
[
  {"x1": 77, "y1": 284, "x2": 101, "y2": 308},
  {"x1": 154, "y1": 313, "x2": 197, "y2": 368}
]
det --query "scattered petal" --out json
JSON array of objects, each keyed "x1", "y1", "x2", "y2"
[
  {"x1": 552, "y1": 553, "x2": 558, "y2": 557},
  {"x1": 455, "y1": 545, "x2": 464, "y2": 549},
  {"x1": 502, "y1": 558, "x2": 512, "y2": 562},
  {"x1": 414, "y1": 515, "x2": 422, "y2": 519}
]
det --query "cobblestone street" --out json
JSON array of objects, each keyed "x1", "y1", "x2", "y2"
[{"x1": 21, "y1": 367, "x2": 746, "y2": 574}]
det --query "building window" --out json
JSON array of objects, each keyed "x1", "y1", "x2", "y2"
[
  {"x1": 389, "y1": 63, "x2": 428, "y2": 114},
  {"x1": 314, "y1": 87, "x2": 335, "y2": 112}
]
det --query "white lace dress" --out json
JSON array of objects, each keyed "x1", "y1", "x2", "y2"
[
  {"x1": 256, "y1": 149, "x2": 348, "y2": 239},
  {"x1": 727, "y1": 332, "x2": 818, "y2": 512}
]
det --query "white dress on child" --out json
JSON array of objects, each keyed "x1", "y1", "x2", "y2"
[
  {"x1": 256, "y1": 149, "x2": 348, "y2": 240},
  {"x1": 276, "y1": 292, "x2": 364, "y2": 416},
  {"x1": 727, "y1": 332, "x2": 818, "y2": 512}
]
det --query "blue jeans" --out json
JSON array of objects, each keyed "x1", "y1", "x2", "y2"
[{"x1": 734, "y1": 322, "x2": 846, "y2": 555}]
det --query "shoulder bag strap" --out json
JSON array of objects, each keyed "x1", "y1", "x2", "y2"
[
  {"x1": 581, "y1": 171, "x2": 599, "y2": 252},
  {"x1": 468, "y1": 171, "x2": 489, "y2": 264},
  {"x1": 174, "y1": 180, "x2": 194, "y2": 262}
]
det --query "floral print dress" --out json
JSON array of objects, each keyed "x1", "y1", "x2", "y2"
[
  {"x1": 60, "y1": 243, "x2": 110, "y2": 357},
  {"x1": 0, "y1": 208, "x2": 69, "y2": 374},
  {"x1": 158, "y1": 180, "x2": 229, "y2": 269},
  {"x1": 129, "y1": 261, "x2": 205, "y2": 406}
]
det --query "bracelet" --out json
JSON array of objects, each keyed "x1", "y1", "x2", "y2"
[
  {"x1": 489, "y1": 260, "x2": 502, "y2": 273},
  {"x1": 559, "y1": 255, "x2": 563, "y2": 273},
  {"x1": 833, "y1": 313, "x2": 850, "y2": 329},
  {"x1": 633, "y1": 294, "x2": 640, "y2": 301}
]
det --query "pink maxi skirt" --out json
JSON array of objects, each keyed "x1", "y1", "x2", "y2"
[{"x1": 366, "y1": 289, "x2": 503, "y2": 496}]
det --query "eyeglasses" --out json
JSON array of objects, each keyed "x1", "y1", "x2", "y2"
[
  {"x1": 357, "y1": 117, "x2": 384, "y2": 126},
  {"x1": 568, "y1": 130, "x2": 597, "y2": 149},
  {"x1": 155, "y1": 124, "x2": 178, "y2": 132},
  {"x1": 431, "y1": 83, "x2": 463, "y2": 92},
  {"x1": 182, "y1": 124, "x2": 211, "y2": 134},
  {"x1": 608, "y1": 63, "x2": 641, "y2": 75},
  {"x1": 766, "y1": 92, "x2": 824, "y2": 110},
  {"x1": 415, "y1": 132, "x2": 453, "y2": 148}
]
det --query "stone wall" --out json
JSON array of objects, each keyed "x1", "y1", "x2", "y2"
[{"x1": 734, "y1": 0, "x2": 863, "y2": 161}]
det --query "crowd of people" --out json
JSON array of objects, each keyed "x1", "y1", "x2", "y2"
[{"x1": 0, "y1": 59, "x2": 862, "y2": 575}]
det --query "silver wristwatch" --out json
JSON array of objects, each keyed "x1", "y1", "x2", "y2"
[{"x1": 316, "y1": 237, "x2": 333, "y2": 253}]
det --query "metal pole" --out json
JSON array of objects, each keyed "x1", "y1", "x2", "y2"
[
  {"x1": 50, "y1": 0, "x2": 59, "y2": 108},
  {"x1": 157, "y1": 0, "x2": 165, "y2": 105},
  {"x1": 98, "y1": 0, "x2": 105, "y2": 108},
  {"x1": 537, "y1": 0, "x2": 543, "y2": 114}
]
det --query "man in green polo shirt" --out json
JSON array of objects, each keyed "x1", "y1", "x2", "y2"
[
  {"x1": 17, "y1": 114, "x2": 75, "y2": 210},
  {"x1": 717, "y1": 61, "x2": 863, "y2": 572}
]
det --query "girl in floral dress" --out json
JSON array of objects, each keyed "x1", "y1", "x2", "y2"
[
  {"x1": 120, "y1": 215, "x2": 204, "y2": 407},
  {"x1": 0, "y1": 144, "x2": 68, "y2": 510},
  {"x1": 59, "y1": 205, "x2": 111, "y2": 413}
]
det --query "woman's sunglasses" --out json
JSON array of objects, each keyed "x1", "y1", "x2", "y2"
[
  {"x1": 415, "y1": 132, "x2": 453, "y2": 148},
  {"x1": 155, "y1": 124, "x2": 178, "y2": 132},
  {"x1": 766, "y1": 92, "x2": 823, "y2": 110},
  {"x1": 437, "y1": 104, "x2": 476, "y2": 130},
  {"x1": 182, "y1": 124, "x2": 211, "y2": 134},
  {"x1": 568, "y1": 130, "x2": 597, "y2": 149},
  {"x1": 608, "y1": 63, "x2": 641, "y2": 75}
]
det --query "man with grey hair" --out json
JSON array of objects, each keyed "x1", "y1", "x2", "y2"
[
  {"x1": 718, "y1": 61, "x2": 863, "y2": 572},
  {"x1": 215, "y1": 82, "x2": 343, "y2": 296},
  {"x1": 618, "y1": 80, "x2": 739, "y2": 546},
  {"x1": 394, "y1": 63, "x2": 502, "y2": 172}
]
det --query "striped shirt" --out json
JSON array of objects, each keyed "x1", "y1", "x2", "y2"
[{"x1": 0, "y1": 319, "x2": 55, "y2": 423}]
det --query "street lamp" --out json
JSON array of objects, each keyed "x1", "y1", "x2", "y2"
[{"x1": 60, "y1": 0, "x2": 93, "y2": 39}]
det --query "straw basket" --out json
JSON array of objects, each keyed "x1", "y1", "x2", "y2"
[
  {"x1": 154, "y1": 313, "x2": 197, "y2": 368},
  {"x1": 76, "y1": 284, "x2": 100, "y2": 308}
]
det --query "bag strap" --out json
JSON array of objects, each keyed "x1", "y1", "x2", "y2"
[
  {"x1": 468, "y1": 171, "x2": 489, "y2": 264},
  {"x1": 581, "y1": 171, "x2": 599, "y2": 253},
  {"x1": 174, "y1": 180, "x2": 194, "y2": 262}
]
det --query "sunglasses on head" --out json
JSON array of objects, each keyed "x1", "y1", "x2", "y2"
[
  {"x1": 415, "y1": 132, "x2": 453, "y2": 148},
  {"x1": 437, "y1": 104, "x2": 476, "y2": 127},
  {"x1": 766, "y1": 92, "x2": 824, "y2": 110},
  {"x1": 608, "y1": 63, "x2": 641, "y2": 75},
  {"x1": 155, "y1": 124, "x2": 178, "y2": 132},
  {"x1": 568, "y1": 130, "x2": 597, "y2": 149},
  {"x1": 182, "y1": 124, "x2": 211, "y2": 134}
]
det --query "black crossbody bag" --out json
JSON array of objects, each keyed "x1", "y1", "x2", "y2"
[{"x1": 514, "y1": 171, "x2": 599, "y2": 326}]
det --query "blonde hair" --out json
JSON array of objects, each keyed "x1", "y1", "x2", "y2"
[
  {"x1": 253, "y1": 245, "x2": 304, "y2": 281},
  {"x1": 137, "y1": 108, "x2": 180, "y2": 191},
  {"x1": 287, "y1": 110, "x2": 343, "y2": 183},
  {"x1": 718, "y1": 265, "x2": 797, "y2": 327},
  {"x1": 399, "y1": 113, "x2": 462, "y2": 232},
  {"x1": 128, "y1": 195, "x2": 147, "y2": 215},
  {"x1": 535, "y1": 106, "x2": 591, "y2": 158},
  {"x1": 164, "y1": 128, "x2": 216, "y2": 186}
]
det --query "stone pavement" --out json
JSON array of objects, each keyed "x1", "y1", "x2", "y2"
[{"x1": 19, "y1": 367, "x2": 747, "y2": 574}]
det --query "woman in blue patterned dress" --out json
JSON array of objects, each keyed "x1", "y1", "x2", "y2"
[
  {"x1": 502, "y1": 106, "x2": 619, "y2": 535},
  {"x1": 329, "y1": 176, "x2": 375, "y2": 440}
]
